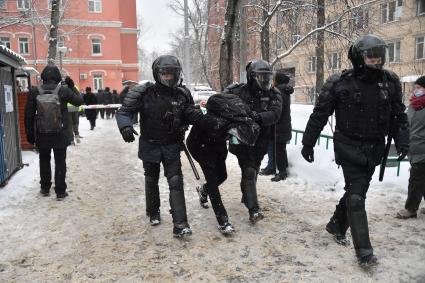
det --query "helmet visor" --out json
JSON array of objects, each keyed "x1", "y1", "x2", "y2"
[
  {"x1": 254, "y1": 71, "x2": 273, "y2": 91},
  {"x1": 158, "y1": 66, "x2": 181, "y2": 88},
  {"x1": 362, "y1": 46, "x2": 386, "y2": 67}
]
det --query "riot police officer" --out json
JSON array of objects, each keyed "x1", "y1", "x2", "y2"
[
  {"x1": 225, "y1": 60, "x2": 282, "y2": 223},
  {"x1": 301, "y1": 35, "x2": 409, "y2": 266},
  {"x1": 116, "y1": 55, "x2": 204, "y2": 238}
]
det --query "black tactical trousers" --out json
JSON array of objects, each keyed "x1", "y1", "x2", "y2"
[
  {"x1": 405, "y1": 163, "x2": 425, "y2": 212},
  {"x1": 275, "y1": 142, "x2": 288, "y2": 173},
  {"x1": 39, "y1": 147, "x2": 67, "y2": 195},
  {"x1": 143, "y1": 157, "x2": 188, "y2": 228},
  {"x1": 334, "y1": 161, "x2": 375, "y2": 258},
  {"x1": 199, "y1": 155, "x2": 228, "y2": 218}
]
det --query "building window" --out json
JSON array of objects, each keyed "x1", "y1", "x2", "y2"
[
  {"x1": 276, "y1": 36, "x2": 284, "y2": 50},
  {"x1": 16, "y1": 77, "x2": 29, "y2": 92},
  {"x1": 0, "y1": 0, "x2": 6, "y2": 9},
  {"x1": 0, "y1": 37, "x2": 11, "y2": 49},
  {"x1": 418, "y1": 0, "x2": 425, "y2": 15},
  {"x1": 387, "y1": 41, "x2": 401, "y2": 63},
  {"x1": 91, "y1": 38, "x2": 102, "y2": 55},
  {"x1": 381, "y1": 0, "x2": 402, "y2": 24},
  {"x1": 17, "y1": 0, "x2": 30, "y2": 10},
  {"x1": 416, "y1": 36, "x2": 425, "y2": 59},
  {"x1": 276, "y1": 10, "x2": 285, "y2": 26},
  {"x1": 308, "y1": 56, "x2": 316, "y2": 73},
  {"x1": 93, "y1": 74, "x2": 103, "y2": 91},
  {"x1": 351, "y1": 9, "x2": 368, "y2": 30},
  {"x1": 88, "y1": 0, "x2": 102, "y2": 13},
  {"x1": 328, "y1": 52, "x2": 341, "y2": 70},
  {"x1": 19, "y1": 38, "x2": 29, "y2": 55},
  {"x1": 57, "y1": 36, "x2": 65, "y2": 47}
]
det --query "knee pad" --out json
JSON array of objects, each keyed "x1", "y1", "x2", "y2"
[
  {"x1": 242, "y1": 167, "x2": 256, "y2": 181},
  {"x1": 348, "y1": 194, "x2": 365, "y2": 211},
  {"x1": 168, "y1": 175, "x2": 184, "y2": 191}
]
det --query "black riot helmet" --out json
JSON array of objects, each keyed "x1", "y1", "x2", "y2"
[
  {"x1": 246, "y1": 59, "x2": 273, "y2": 91},
  {"x1": 348, "y1": 35, "x2": 387, "y2": 71},
  {"x1": 152, "y1": 55, "x2": 182, "y2": 88}
]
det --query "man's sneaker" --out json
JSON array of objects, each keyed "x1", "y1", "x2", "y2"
[
  {"x1": 173, "y1": 225, "x2": 192, "y2": 238},
  {"x1": 259, "y1": 167, "x2": 275, "y2": 176},
  {"x1": 358, "y1": 254, "x2": 378, "y2": 267},
  {"x1": 196, "y1": 185, "x2": 209, "y2": 209},
  {"x1": 326, "y1": 218, "x2": 350, "y2": 246},
  {"x1": 56, "y1": 192, "x2": 69, "y2": 201},
  {"x1": 149, "y1": 214, "x2": 161, "y2": 226},
  {"x1": 271, "y1": 171, "x2": 288, "y2": 182},
  {"x1": 40, "y1": 189, "x2": 50, "y2": 197},
  {"x1": 218, "y1": 222, "x2": 235, "y2": 235},
  {"x1": 249, "y1": 211, "x2": 264, "y2": 224},
  {"x1": 396, "y1": 209, "x2": 417, "y2": 219}
]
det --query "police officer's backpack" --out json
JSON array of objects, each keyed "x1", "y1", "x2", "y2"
[{"x1": 36, "y1": 84, "x2": 63, "y2": 134}]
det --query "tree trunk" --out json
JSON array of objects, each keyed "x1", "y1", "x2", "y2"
[
  {"x1": 219, "y1": 0, "x2": 239, "y2": 90},
  {"x1": 315, "y1": 0, "x2": 325, "y2": 104},
  {"x1": 47, "y1": 0, "x2": 61, "y2": 60},
  {"x1": 260, "y1": 0, "x2": 270, "y2": 61}
]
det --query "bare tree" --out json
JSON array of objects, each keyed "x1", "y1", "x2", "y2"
[
  {"x1": 315, "y1": 0, "x2": 325, "y2": 103},
  {"x1": 47, "y1": 0, "x2": 61, "y2": 60},
  {"x1": 219, "y1": 0, "x2": 239, "y2": 90}
]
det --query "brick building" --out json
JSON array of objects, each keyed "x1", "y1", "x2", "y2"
[{"x1": 0, "y1": 0, "x2": 139, "y2": 92}]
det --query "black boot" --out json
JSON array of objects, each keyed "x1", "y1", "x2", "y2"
[
  {"x1": 217, "y1": 215, "x2": 235, "y2": 235},
  {"x1": 242, "y1": 179, "x2": 263, "y2": 224},
  {"x1": 169, "y1": 176, "x2": 192, "y2": 238},
  {"x1": 196, "y1": 184, "x2": 209, "y2": 209},
  {"x1": 259, "y1": 167, "x2": 276, "y2": 176},
  {"x1": 326, "y1": 204, "x2": 350, "y2": 246},
  {"x1": 271, "y1": 171, "x2": 288, "y2": 182},
  {"x1": 347, "y1": 194, "x2": 375, "y2": 265},
  {"x1": 145, "y1": 176, "x2": 160, "y2": 224}
]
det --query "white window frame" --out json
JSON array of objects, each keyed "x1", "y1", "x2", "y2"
[
  {"x1": 418, "y1": 0, "x2": 425, "y2": 15},
  {"x1": 308, "y1": 56, "x2": 317, "y2": 73},
  {"x1": 57, "y1": 36, "x2": 65, "y2": 47},
  {"x1": 17, "y1": 0, "x2": 30, "y2": 10},
  {"x1": 381, "y1": 0, "x2": 402, "y2": 24},
  {"x1": 91, "y1": 38, "x2": 102, "y2": 55},
  {"x1": 93, "y1": 74, "x2": 103, "y2": 91},
  {"x1": 0, "y1": 0, "x2": 6, "y2": 9},
  {"x1": 88, "y1": 0, "x2": 102, "y2": 13},
  {"x1": 16, "y1": 77, "x2": 29, "y2": 92},
  {"x1": 416, "y1": 36, "x2": 425, "y2": 60},
  {"x1": 0, "y1": 37, "x2": 11, "y2": 49},
  {"x1": 387, "y1": 40, "x2": 401, "y2": 63},
  {"x1": 328, "y1": 52, "x2": 341, "y2": 71},
  {"x1": 276, "y1": 35, "x2": 284, "y2": 50},
  {"x1": 18, "y1": 37, "x2": 29, "y2": 55},
  {"x1": 351, "y1": 8, "x2": 368, "y2": 29}
]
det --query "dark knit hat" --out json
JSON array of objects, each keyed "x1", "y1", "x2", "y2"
[
  {"x1": 415, "y1": 76, "x2": 425, "y2": 88},
  {"x1": 40, "y1": 62, "x2": 62, "y2": 84},
  {"x1": 85, "y1": 86, "x2": 92, "y2": 92},
  {"x1": 274, "y1": 72, "x2": 290, "y2": 85}
]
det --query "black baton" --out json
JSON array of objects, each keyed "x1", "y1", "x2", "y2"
[{"x1": 182, "y1": 142, "x2": 200, "y2": 180}]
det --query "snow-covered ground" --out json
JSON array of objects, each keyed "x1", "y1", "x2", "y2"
[{"x1": 0, "y1": 106, "x2": 424, "y2": 282}]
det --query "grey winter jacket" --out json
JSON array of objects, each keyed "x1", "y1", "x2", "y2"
[{"x1": 407, "y1": 105, "x2": 425, "y2": 164}]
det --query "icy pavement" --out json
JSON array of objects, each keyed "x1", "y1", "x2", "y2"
[{"x1": 0, "y1": 117, "x2": 424, "y2": 282}]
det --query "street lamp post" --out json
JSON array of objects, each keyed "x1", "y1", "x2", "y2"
[{"x1": 57, "y1": 46, "x2": 68, "y2": 71}]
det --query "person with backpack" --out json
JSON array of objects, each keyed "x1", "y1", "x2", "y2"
[
  {"x1": 187, "y1": 92, "x2": 260, "y2": 234},
  {"x1": 24, "y1": 63, "x2": 83, "y2": 200}
]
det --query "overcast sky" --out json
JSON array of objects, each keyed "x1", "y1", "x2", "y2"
[{"x1": 137, "y1": 0, "x2": 183, "y2": 53}]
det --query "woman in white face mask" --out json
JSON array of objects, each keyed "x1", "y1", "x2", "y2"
[{"x1": 396, "y1": 76, "x2": 425, "y2": 219}]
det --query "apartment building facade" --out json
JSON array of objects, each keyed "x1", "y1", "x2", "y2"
[{"x1": 0, "y1": 0, "x2": 138, "y2": 92}]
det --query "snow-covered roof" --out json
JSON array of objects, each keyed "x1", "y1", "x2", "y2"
[{"x1": 0, "y1": 45, "x2": 27, "y2": 66}]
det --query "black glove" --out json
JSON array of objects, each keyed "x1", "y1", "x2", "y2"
[
  {"x1": 301, "y1": 145, "x2": 314, "y2": 163},
  {"x1": 250, "y1": 111, "x2": 262, "y2": 124},
  {"x1": 396, "y1": 145, "x2": 408, "y2": 161},
  {"x1": 65, "y1": 76, "x2": 75, "y2": 88},
  {"x1": 120, "y1": 126, "x2": 138, "y2": 143}
]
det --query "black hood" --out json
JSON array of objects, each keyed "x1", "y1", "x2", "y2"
[{"x1": 41, "y1": 64, "x2": 62, "y2": 84}]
